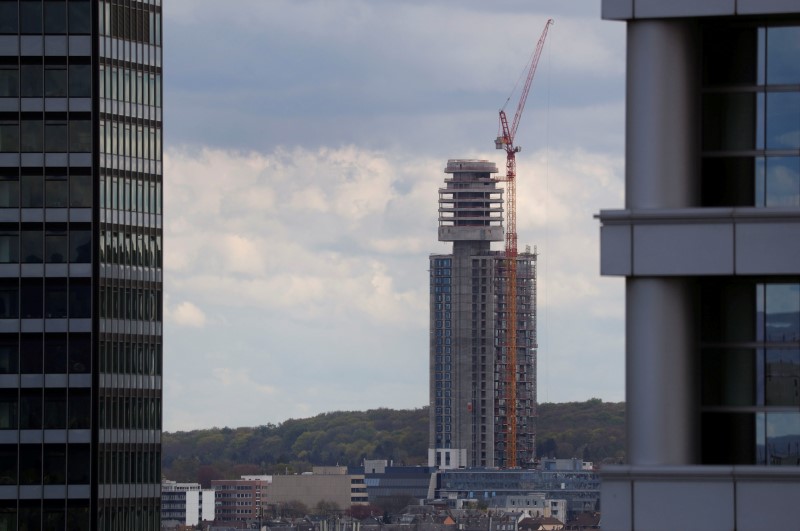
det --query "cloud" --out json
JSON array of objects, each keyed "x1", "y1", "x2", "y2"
[{"x1": 168, "y1": 301, "x2": 208, "y2": 328}]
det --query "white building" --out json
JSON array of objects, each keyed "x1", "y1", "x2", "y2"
[{"x1": 161, "y1": 480, "x2": 215, "y2": 527}]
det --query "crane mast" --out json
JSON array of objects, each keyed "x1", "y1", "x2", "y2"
[{"x1": 495, "y1": 18, "x2": 552, "y2": 468}]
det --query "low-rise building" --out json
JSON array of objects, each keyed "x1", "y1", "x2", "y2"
[
  {"x1": 211, "y1": 475, "x2": 271, "y2": 525},
  {"x1": 161, "y1": 480, "x2": 215, "y2": 528},
  {"x1": 270, "y1": 466, "x2": 368, "y2": 511}
]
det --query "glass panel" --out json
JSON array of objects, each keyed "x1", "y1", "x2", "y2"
[
  {"x1": 69, "y1": 230, "x2": 90, "y2": 262},
  {"x1": 20, "y1": 279, "x2": 42, "y2": 318},
  {"x1": 701, "y1": 157, "x2": 756, "y2": 207},
  {"x1": 702, "y1": 348, "x2": 756, "y2": 406},
  {"x1": 44, "y1": 333, "x2": 66, "y2": 373},
  {"x1": 70, "y1": 174, "x2": 91, "y2": 207},
  {"x1": 765, "y1": 349, "x2": 800, "y2": 406},
  {"x1": 702, "y1": 92, "x2": 758, "y2": 151},
  {"x1": 45, "y1": 178, "x2": 67, "y2": 208},
  {"x1": 44, "y1": 66, "x2": 67, "y2": 97},
  {"x1": 0, "y1": 234, "x2": 18, "y2": 263},
  {"x1": 43, "y1": 445, "x2": 66, "y2": 484},
  {"x1": 19, "y1": 444, "x2": 41, "y2": 484},
  {"x1": 43, "y1": 1, "x2": 66, "y2": 34},
  {"x1": 68, "y1": 120, "x2": 91, "y2": 152},
  {"x1": 20, "y1": 175, "x2": 43, "y2": 207},
  {"x1": 765, "y1": 412, "x2": 800, "y2": 465},
  {"x1": 765, "y1": 284, "x2": 800, "y2": 342},
  {"x1": 0, "y1": 287, "x2": 18, "y2": 319},
  {"x1": 20, "y1": 119, "x2": 43, "y2": 152},
  {"x1": 0, "y1": 392, "x2": 17, "y2": 429},
  {"x1": 45, "y1": 121, "x2": 67, "y2": 152},
  {"x1": 68, "y1": 334, "x2": 90, "y2": 374},
  {"x1": 68, "y1": 280, "x2": 90, "y2": 318},
  {"x1": 68, "y1": 3, "x2": 91, "y2": 35},
  {"x1": 755, "y1": 156, "x2": 766, "y2": 207},
  {"x1": 43, "y1": 388, "x2": 66, "y2": 428},
  {"x1": 19, "y1": 1, "x2": 42, "y2": 34},
  {"x1": 20, "y1": 64, "x2": 43, "y2": 97},
  {"x1": 67, "y1": 444, "x2": 90, "y2": 483},
  {"x1": 0, "y1": 68, "x2": 18, "y2": 97},
  {"x1": 0, "y1": 122, "x2": 19, "y2": 153},
  {"x1": 68, "y1": 64, "x2": 91, "y2": 97},
  {"x1": 20, "y1": 334, "x2": 42, "y2": 373},
  {"x1": 0, "y1": 179, "x2": 18, "y2": 208},
  {"x1": 44, "y1": 279, "x2": 67, "y2": 318},
  {"x1": 19, "y1": 390, "x2": 42, "y2": 428},
  {"x1": 0, "y1": 337, "x2": 16, "y2": 373},
  {"x1": 0, "y1": 4, "x2": 18, "y2": 34},
  {"x1": 766, "y1": 157, "x2": 800, "y2": 207},
  {"x1": 766, "y1": 92, "x2": 800, "y2": 150},
  {"x1": 767, "y1": 27, "x2": 800, "y2": 85},
  {"x1": 68, "y1": 389, "x2": 90, "y2": 428},
  {"x1": 45, "y1": 230, "x2": 67, "y2": 262}
]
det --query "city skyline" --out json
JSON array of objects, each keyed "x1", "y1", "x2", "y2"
[{"x1": 162, "y1": 0, "x2": 626, "y2": 431}]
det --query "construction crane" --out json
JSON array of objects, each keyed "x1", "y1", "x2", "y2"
[{"x1": 495, "y1": 18, "x2": 552, "y2": 468}]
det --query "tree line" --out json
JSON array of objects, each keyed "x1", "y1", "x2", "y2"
[{"x1": 162, "y1": 400, "x2": 625, "y2": 486}]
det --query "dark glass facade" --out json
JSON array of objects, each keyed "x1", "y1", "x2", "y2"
[{"x1": 0, "y1": 1, "x2": 163, "y2": 529}]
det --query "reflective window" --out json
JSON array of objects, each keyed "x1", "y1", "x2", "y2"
[
  {"x1": 68, "y1": 64, "x2": 91, "y2": 97},
  {"x1": 44, "y1": 333, "x2": 67, "y2": 373},
  {"x1": 43, "y1": 445, "x2": 66, "y2": 484},
  {"x1": 70, "y1": 174, "x2": 91, "y2": 207},
  {"x1": 0, "y1": 392, "x2": 16, "y2": 429},
  {"x1": 45, "y1": 121, "x2": 67, "y2": 152},
  {"x1": 45, "y1": 229, "x2": 67, "y2": 262},
  {"x1": 69, "y1": 120, "x2": 91, "y2": 152},
  {"x1": 0, "y1": 4, "x2": 18, "y2": 34},
  {"x1": 20, "y1": 1, "x2": 43, "y2": 34},
  {"x1": 69, "y1": 229, "x2": 90, "y2": 262},
  {"x1": 0, "y1": 233, "x2": 18, "y2": 263},
  {"x1": 20, "y1": 64, "x2": 43, "y2": 97},
  {"x1": 0, "y1": 178, "x2": 19, "y2": 208},
  {"x1": 68, "y1": 2, "x2": 91, "y2": 35},
  {"x1": 45, "y1": 176, "x2": 68, "y2": 208},
  {"x1": 69, "y1": 279, "x2": 90, "y2": 318},
  {"x1": 21, "y1": 175, "x2": 43, "y2": 208},
  {"x1": 19, "y1": 390, "x2": 42, "y2": 429},
  {"x1": 20, "y1": 119, "x2": 43, "y2": 152},
  {"x1": 702, "y1": 24, "x2": 800, "y2": 208},
  {"x1": 20, "y1": 334, "x2": 42, "y2": 373},
  {"x1": 45, "y1": 278, "x2": 67, "y2": 318},
  {"x1": 20, "y1": 278, "x2": 43, "y2": 318},
  {"x1": 0, "y1": 122, "x2": 18, "y2": 153},
  {"x1": 0, "y1": 68, "x2": 18, "y2": 97},
  {"x1": 43, "y1": 388, "x2": 66, "y2": 428},
  {"x1": 19, "y1": 444, "x2": 42, "y2": 484},
  {"x1": 0, "y1": 337, "x2": 16, "y2": 374},
  {"x1": 44, "y1": 66, "x2": 67, "y2": 97},
  {"x1": 43, "y1": 1, "x2": 67, "y2": 34},
  {"x1": 21, "y1": 228, "x2": 42, "y2": 262}
]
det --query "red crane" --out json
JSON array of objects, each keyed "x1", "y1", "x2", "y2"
[{"x1": 495, "y1": 18, "x2": 552, "y2": 468}]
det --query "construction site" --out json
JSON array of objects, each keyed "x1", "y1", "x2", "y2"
[{"x1": 428, "y1": 20, "x2": 552, "y2": 469}]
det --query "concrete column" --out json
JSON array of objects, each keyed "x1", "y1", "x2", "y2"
[
  {"x1": 625, "y1": 20, "x2": 701, "y2": 465},
  {"x1": 626, "y1": 278, "x2": 698, "y2": 465},
  {"x1": 626, "y1": 19, "x2": 700, "y2": 209}
]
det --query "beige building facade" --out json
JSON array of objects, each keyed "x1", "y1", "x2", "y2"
[{"x1": 270, "y1": 467, "x2": 368, "y2": 510}]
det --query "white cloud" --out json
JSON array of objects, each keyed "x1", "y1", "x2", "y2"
[{"x1": 168, "y1": 301, "x2": 208, "y2": 328}]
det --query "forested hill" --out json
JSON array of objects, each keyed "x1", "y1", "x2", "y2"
[{"x1": 162, "y1": 400, "x2": 625, "y2": 485}]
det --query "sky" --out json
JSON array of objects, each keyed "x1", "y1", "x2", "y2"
[{"x1": 161, "y1": 0, "x2": 627, "y2": 432}]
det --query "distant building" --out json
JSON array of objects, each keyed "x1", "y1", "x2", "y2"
[
  {"x1": 269, "y1": 466, "x2": 368, "y2": 511},
  {"x1": 597, "y1": 1, "x2": 800, "y2": 529},
  {"x1": 161, "y1": 480, "x2": 215, "y2": 528},
  {"x1": 435, "y1": 468, "x2": 598, "y2": 522},
  {"x1": 360, "y1": 460, "x2": 437, "y2": 502},
  {"x1": 430, "y1": 160, "x2": 537, "y2": 469},
  {"x1": 211, "y1": 475, "x2": 271, "y2": 525}
]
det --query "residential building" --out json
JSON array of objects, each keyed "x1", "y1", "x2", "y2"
[
  {"x1": 211, "y1": 475, "x2": 270, "y2": 525},
  {"x1": 597, "y1": 1, "x2": 800, "y2": 529},
  {"x1": 430, "y1": 159, "x2": 537, "y2": 469},
  {"x1": 269, "y1": 466, "x2": 368, "y2": 511},
  {"x1": 161, "y1": 480, "x2": 215, "y2": 528},
  {"x1": 0, "y1": 1, "x2": 163, "y2": 529}
]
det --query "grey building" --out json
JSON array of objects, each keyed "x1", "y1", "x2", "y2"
[
  {"x1": 598, "y1": 1, "x2": 800, "y2": 529},
  {"x1": 0, "y1": 1, "x2": 163, "y2": 529},
  {"x1": 430, "y1": 159, "x2": 537, "y2": 469}
]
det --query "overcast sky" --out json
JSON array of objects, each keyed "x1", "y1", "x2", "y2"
[{"x1": 161, "y1": 0, "x2": 627, "y2": 432}]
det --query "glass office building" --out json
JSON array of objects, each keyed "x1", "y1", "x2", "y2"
[
  {"x1": 0, "y1": 1, "x2": 163, "y2": 529},
  {"x1": 598, "y1": 2, "x2": 800, "y2": 529}
]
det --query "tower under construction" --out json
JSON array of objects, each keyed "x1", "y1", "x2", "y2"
[{"x1": 429, "y1": 159, "x2": 537, "y2": 469}]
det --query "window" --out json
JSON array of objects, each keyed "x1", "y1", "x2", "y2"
[
  {"x1": 20, "y1": 119, "x2": 43, "y2": 152},
  {"x1": 702, "y1": 25, "x2": 800, "y2": 207},
  {"x1": 68, "y1": 2, "x2": 91, "y2": 35},
  {"x1": 0, "y1": 68, "x2": 18, "y2": 97},
  {"x1": 43, "y1": 1, "x2": 66, "y2": 34},
  {"x1": 21, "y1": 175, "x2": 43, "y2": 208},
  {"x1": 0, "y1": 4, "x2": 18, "y2": 34},
  {"x1": 70, "y1": 173, "x2": 91, "y2": 207},
  {"x1": 69, "y1": 64, "x2": 91, "y2": 97},
  {"x1": 44, "y1": 66, "x2": 67, "y2": 97},
  {"x1": 20, "y1": 64, "x2": 43, "y2": 97},
  {"x1": 45, "y1": 176, "x2": 68, "y2": 207},
  {"x1": 45, "y1": 121, "x2": 68, "y2": 152},
  {"x1": 0, "y1": 121, "x2": 18, "y2": 153},
  {"x1": 701, "y1": 280, "x2": 800, "y2": 465},
  {"x1": 69, "y1": 120, "x2": 91, "y2": 152},
  {"x1": 20, "y1": 1, "x2": 43, "y2": 34}
]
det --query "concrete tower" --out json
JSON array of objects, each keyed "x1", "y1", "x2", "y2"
[{"x1": 430, "y1": 159, "x2": 537, "y2": 469}]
